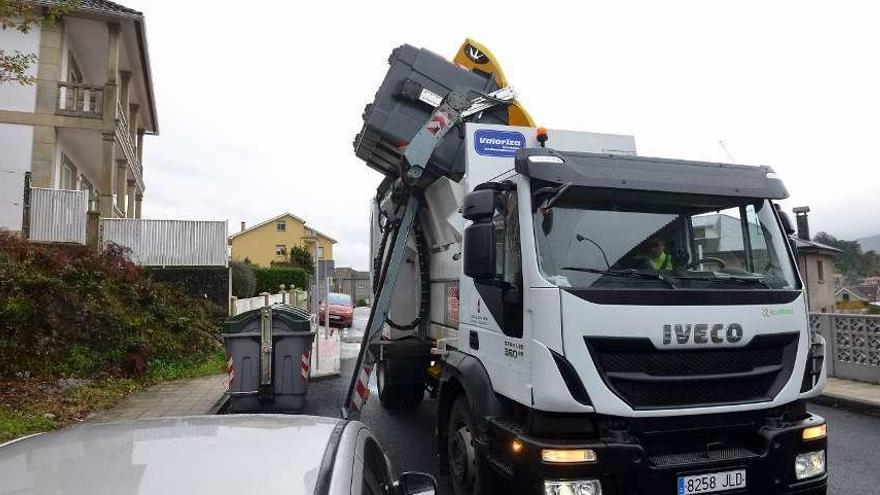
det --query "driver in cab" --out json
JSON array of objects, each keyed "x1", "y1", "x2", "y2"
[{"x1": 644, "y1": 236, "x2": 674, "y2": 271}]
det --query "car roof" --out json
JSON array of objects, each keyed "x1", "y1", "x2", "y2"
[{"x1": 0, "y1": 415, "x2": 344, "y2": 495}]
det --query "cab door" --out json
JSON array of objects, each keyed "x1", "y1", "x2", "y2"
[{"x1": 459, "y1": 185, "x2": 530, "y2": 406}]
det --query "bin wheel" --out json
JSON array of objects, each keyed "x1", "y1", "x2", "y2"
[{"x1": 377, "y1": 360, "x2": 424, "y2": 412}]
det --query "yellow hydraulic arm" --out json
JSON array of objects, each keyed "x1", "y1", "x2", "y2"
[{"x1": 453, "y1": 38, "x2": 536, "y2": 127}]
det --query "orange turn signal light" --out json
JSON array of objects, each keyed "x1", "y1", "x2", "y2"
[
  {"x1": 511, "y1": 439, "x2": 524, "y2": 454},
  {"x1": 541, "y1": 448, "x2": 597, "y2": 464},
  {"x1": 802, "y1": 424, "x2": 827, "y2": 441}
]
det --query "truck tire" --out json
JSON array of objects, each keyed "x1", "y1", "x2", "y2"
[
  {"x1": 447, "y1": 396, "x2": 494, "y2": 495},
  {"x1": 377, "y1": 360, "x2": 424, "y2": 412}
]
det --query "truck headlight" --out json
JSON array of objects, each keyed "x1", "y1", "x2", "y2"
[
  {"x1": 795, "y1": 450, "x2": 826, "y2": 480},
  {"x1": 544, "y1": 479, "x2": 602, "y2": 495}
]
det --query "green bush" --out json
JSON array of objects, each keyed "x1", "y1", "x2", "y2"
[
  {"x1": 0, "y1": 233, "x2": 224, "y2": 377},
  {"x1": 253, "y1": 267, "x2": 309, "y2": 294},
  {"x1": 230, "y1": 261, "x2": 256, "y2": 298}
]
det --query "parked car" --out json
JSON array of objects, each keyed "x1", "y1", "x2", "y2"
[
  {"x1": 319, "y1": 292, "x2": 354, "y2": 327},
  {"x1": 0, "y1": 415, "x2": 436, "y2": 495}
]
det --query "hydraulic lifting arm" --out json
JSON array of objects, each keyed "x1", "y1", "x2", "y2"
[{"x1": 342, "y1": 87, "x2": 516, "y2": 417}]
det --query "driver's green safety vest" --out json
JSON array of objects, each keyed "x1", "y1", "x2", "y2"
[{"x1": 650, "y1": 252, "x2": 673, "y2": 271}]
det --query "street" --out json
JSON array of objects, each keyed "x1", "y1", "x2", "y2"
[{"x1": 301, "y1": 308, "x2": 880, "y2": 495}]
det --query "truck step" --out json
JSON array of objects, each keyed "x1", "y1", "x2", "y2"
[{"x1": 486, "y1": 454, "x2": 514, "y2": 480}]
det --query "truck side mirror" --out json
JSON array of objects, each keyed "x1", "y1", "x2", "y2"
[
  {"x1": 462, "y1": 189, "x2": 496, "y2": 222},
  {"x1": 464, "y1": 222, "x2": 496, "y2": 280},
  {"x1": 774, "y1": 204, "x2": 796, "y2": 236}
]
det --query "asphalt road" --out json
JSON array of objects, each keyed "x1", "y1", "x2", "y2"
[{"x1": 299, "y1": 308, "x2": 880, "y2": 495}]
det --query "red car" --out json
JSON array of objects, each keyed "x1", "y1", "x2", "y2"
[{"x1": 318, "y1": 292, "x2": 354, "y2": 328}]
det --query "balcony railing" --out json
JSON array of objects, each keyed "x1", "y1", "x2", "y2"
[
  {"x1": 56, "y1": 82, "x2": 104, "y2": 118},
  {"x1": 116, "y1": 101, "x2": 143, "y2": 185}
]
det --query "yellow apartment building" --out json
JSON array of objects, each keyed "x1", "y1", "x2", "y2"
[{"x1": 229, "y1": 212, "x2": 336, "y2": 268}]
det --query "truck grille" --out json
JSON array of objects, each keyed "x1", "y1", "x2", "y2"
[{"x1": 585, "y1": 333, "x2": 799, "y2": 410}]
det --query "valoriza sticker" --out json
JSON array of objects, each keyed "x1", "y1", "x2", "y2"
[{"x1": 474, "y1": 129, "x2": 526, "y2": 157}]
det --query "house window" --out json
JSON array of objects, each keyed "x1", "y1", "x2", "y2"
[
  {"x1": 79, "y1": 175, "x2": 95, "y2": 210},
  {"x1": 357, "y1": 282, "x2": 365, "y2": 289},
  {"x1": 317, "y1": 246, "x2": 324, "y2": 259},
  {"x1": 276, "y1": 221, "x2": 286, "y2": 232},
  {"x1": 59, "y1": 154, "x2": 77, "y2": 190},
  {"x1": 79, "y1": 175, "x2": 93, "y2": 197},
  {"x1": 817, "y1": 260, "x2": 824, "y2": 283},
  {"x1": 67, "y1": 51, "x2": 83, "y2": 83},
  {"x1": 275, "y1": 245, "x2": 287, "y2": 256}
]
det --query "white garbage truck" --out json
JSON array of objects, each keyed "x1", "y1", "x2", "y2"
[{"x1": 346, "y1": 40, "x2": 829, "y2": 495}]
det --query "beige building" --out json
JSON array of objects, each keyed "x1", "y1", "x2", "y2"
[
  {"x1": 0, "y1": 0, "x2": 158, "y2": 231},
  {"x1": 792, "y1": 207, "x2": 841, "y2": 313},
  {"x1": 794, "y1": 237, "x2": 840, "y2": 313},
  {"x1": 229, "y1": 212, "x2": 336, "y2": 268}
]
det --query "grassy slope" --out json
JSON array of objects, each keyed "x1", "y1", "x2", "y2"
[{"x1": 0, "y1": 350, "x2": 226, "y2": 443}]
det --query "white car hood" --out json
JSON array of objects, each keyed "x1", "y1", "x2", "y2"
[{"x1": 0, "y1": 415, "x2": 340, "y2": 495}]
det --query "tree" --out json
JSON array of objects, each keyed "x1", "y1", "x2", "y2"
[
  {"x1": 814, "y1": 231, "x2": 880, "y2": 280},
  {"x1": 288, "y1": 245, "x2": 315, "y2": 274},
  {"x1": 1, "y1": 0, "x2": 78, "y2": 84}
]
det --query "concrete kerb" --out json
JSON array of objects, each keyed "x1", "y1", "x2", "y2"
[{"x1": 812, "y1": 392, "x2": 880, "y2": 418}]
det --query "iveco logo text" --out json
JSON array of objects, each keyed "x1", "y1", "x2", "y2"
[{"x1": 662, "y1": 323, "x2": 744, "y2": 345}]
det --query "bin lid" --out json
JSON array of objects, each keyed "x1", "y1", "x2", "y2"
[{"x1": 223, "y1": 304, "x2": 313, "y2": 334}]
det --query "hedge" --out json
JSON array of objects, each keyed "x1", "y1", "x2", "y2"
[
  {"x1": 146, "y1": 266, "x2": 230, "y2": 307},
  {"x1": 230, "y1": 261, "x2": 257, "y2": 298},
  {"x1": 253, "y1": 267, "x2": 309, "y2": 294},
  {"x1": 0, "y1": 233, "x2": 224, "y2": 377}
]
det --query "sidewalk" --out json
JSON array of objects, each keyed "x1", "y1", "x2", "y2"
[
  {"x1": 86, "y1": 374, "x2": 228, "y2": 423},
  {"x1": 814, "y1": 377, "x2": 880, "y2": 416},
  {"x1": 86, "y1": 328, "x2": 341, "y2": 423}
]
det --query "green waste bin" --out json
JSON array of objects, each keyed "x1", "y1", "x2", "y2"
[{"x1": 222, "y1": 303, "x2": 315, "y2": 413}]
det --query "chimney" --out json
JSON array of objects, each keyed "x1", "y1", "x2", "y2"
[
  {"x1": 240, "y1": 221, "x2": 246, "y2": 232},
  {"x1": 792, "y1": 206, "x2": 811, "y2": 241}
]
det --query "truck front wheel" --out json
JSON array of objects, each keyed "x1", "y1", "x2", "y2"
[{"x1": 447, "y1": 396, "x2": 494, "y2": 495}]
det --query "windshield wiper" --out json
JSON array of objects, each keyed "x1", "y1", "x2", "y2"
[
  {"x1": 560, "y1": 267, "x2": 677, "y2": 289},
  {"x1": 675, "y1": 274, "x2": 772, "y2": 289}
]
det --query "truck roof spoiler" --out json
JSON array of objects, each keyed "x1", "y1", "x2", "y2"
[{"x1": 514, "y1": 148, "x2": 789, "y2": 200}]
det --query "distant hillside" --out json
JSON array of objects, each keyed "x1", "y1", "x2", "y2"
[{"x1": 858, "y1": 234, "x2": 880, "y2": 253}]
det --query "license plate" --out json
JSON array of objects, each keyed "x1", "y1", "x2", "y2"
[
  {"x1": 330, "y1": 315, "x2": 340, "y2": 319},
  {"x1": 678, "y1": 469, "x2": 746, "y2": 494}
]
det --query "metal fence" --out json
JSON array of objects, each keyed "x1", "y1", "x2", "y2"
[
  {"x1": 101, "y1": 219, "x2": 228, "y2": 266},
  {"x1": 810, "y1": 313, "x2": 880, "y2": 384},
  {"x1": 28, "y1": 188, "x2": 87, "y2": 244}
]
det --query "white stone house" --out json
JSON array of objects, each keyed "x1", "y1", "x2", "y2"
[{"x1": 0, "y1": 0, "x2": 158, "y2": 233}]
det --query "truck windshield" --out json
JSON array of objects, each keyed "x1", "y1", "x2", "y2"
[{"x1": 532, "y1": 191, "x2": 797, "y2": 290}]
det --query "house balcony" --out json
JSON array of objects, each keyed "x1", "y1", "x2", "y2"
[{"x1": 56, "y1": 82, "x2": 104, "y2": 118}]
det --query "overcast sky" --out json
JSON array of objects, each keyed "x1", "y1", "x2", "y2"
[{"x1": 126, "y1": 1, "x2": 879, "y2": 270}]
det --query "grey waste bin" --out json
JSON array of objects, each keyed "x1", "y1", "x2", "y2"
[{"x1": 222, "y1": 303, "x2": 315, "y2": 413}]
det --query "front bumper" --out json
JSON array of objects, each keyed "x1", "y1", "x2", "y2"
[{"x1": 489, "y1": 410, "x2": 827, "y2": 495}]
